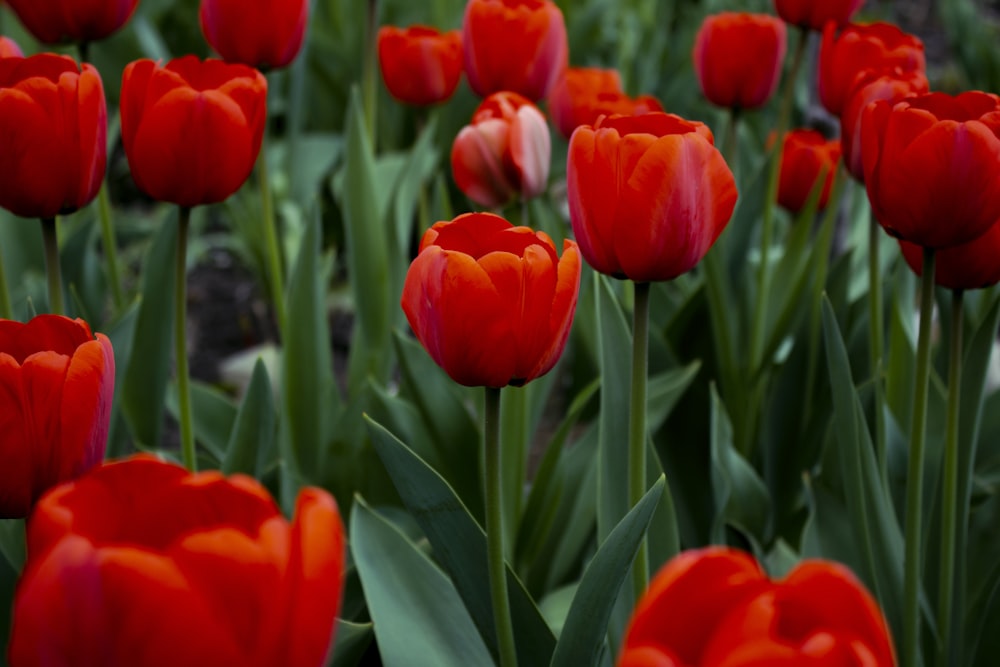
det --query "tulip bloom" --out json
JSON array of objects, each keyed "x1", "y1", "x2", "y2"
[
  {"x1": 774, "y1": 0, "x2": 865, "y2": 31},
  {"x1": 818, "y1": 22, "x2": 925, "y2": 118},
  {"x1": 692, "y1": 12, "x2": 787, "y2": 111},
  {"x1": 862, "y1": 91, "x2": 1000, "y2": 249},
  {"x1": 547, "y1": 67, "x2": 663, "y2": 140},
  {"x1": 451, "y1": 91, "x2": 551, "y2": 208},
  {"x1": 200, "y1": 0, "x2": 308, "y2": 70},
  {"x1": 0, "y1": 315, "x2": 113, "y2": 519},
  {"x1": 5, "y1": 0, "x2": 138, "y2": 44},
  {"x1": 899, "y1": 221, "x2": 1000, "y2": 290},
  {"x1": 618, "y1": 547, "x2": 895, "y2": 666},
  {"x1": 120, "y1": 56, "x2": 267, "y2": 207},
  {"x1": 462, "y1": 0, "x2": 568, "y2": 101},
  {"x1": 567, "y1": 113, "x2": 738, "y2": 282},
  {"x1": 9, "y1": 455, "x2": 345, "y2": 666},
  {"x1": 401, "y1": 212, "x2": 580, "y2": 388},
  {"x1": 0, "y1": 54, "x2": 106, "y2": 219},
  {"x1": 0, "y1": 35, "x2": 23, "y2": 57},
  {"x1": 378, "y1": 25, "x2": 463, "y2": 106},
  {"x1": 778, "y1": 129, "x2": 842, "y2": 213}
]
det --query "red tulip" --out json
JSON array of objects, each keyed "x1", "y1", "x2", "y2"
[
  {"x1": 0, "y1": 35, "x2": 23, "y2": 57},
  {"x1": 567, "y1": 113, "x2": 738, "y2": 282},
  {"x1": 462, "y1": 0, "x2": 568, "y2": 101},
  {"x1": 9, "y1": 455, "x2": 345, "y2": 667},
  {"x1": 547, "y1": 67, "x2": 662, "y2": 140},
  {"x1": 692, "y1": 12, "x2": 787, "y2": 111},
  {"x1": 0, "y1": 315, "x2": 113, "y2": 519},
  {"x1": 778, "y1": 129, "x2": 842, "y2": 213},
  {"x1": 862, "y1": 91, "x2": 1000, "y2": 248},
  {"x1": 401, "y1": 212, "x2": 580, "y2": 388},
  {"x1": 5, "y1": 0, "x2": 138, "y2": 44},
  {"x1": 618, "y1": 547, "x2": 895, "y2": 666},
  {"x1": 774, "y1": 0, "x2": 865, "y2": 31},
  {"x1": 200, "y1": 0, "x2": 308, "y2": 70},
  {"x1": 451, "y1": 91, "x2": 551, "y2": 208},
  {"x1": 378, "y1": 25, "x2": 463, "y2": 106},
  {"x1": 818, "y1": 21, "x2": 925, "y2": 118},
  {"x1": 120, "y1": 56, "x2": 267, "y2": 207},
  {"x1": 839, "y1": 68, "x2": 928, "y2": 181},
  {"x1": 0, "y1": 54, "x2": 106, "y2": 219},
  {"x1": 899, "y1": 221, "x2": 1000, "y2": 290}
]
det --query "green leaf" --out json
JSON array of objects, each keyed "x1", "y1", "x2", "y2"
[
  {"x1": 350, "y1": 499, "x2": 493, "y2": 667},
  {"x1": 165, "y1": 380, "x2": 235, "y2": 463},
  {"x1": 0, "y1": 519, "x2": 25, "y2": 573},
  {"x1": 328, "y1": 620, "x2": 374, "y2": 667},
  {"x1": 222, "y1": 359, "x2": 276, "y2": 477},
  {"x1": 366, "y1": 417, "x2": 557, "y2": 667},
  {"x1": 551, "y1": 477, "x2": 666, "y2": 667}
]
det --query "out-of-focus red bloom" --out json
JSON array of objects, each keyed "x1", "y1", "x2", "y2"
[
  {"x1": 778, "y1": 129, "x2": 842, "y2": 213},
  {"x1": 462, "y1": 0, "x2": 568, "y2": 101},
  {"x1": 774, "y1": 0, "x2": 865, "y2": 31},
  {"x1": 0, "y1": 315, "x2": 113, "y2": 519},
  {"x1": 547, "y1": 67, "x2": 662, "y2": 140},
  {"x1": 200, "y1": 0, "x2": 308, "y2": 70},
  {"x1": 5, "y1": 0, "x2": 139, "y2": 44},
  {"x1": 567, "y1": 113, "x2": 738, "y2": 282},
  {"x1": 899, "y1": 221, "x2": 1000, "y2": 290},
  {"x1": 451, "y1": 91, "x2": 551, "y2": 208},
  {"x1": 818, "y1": 21, "x2": 925, "y2": 118},
  {"x1": 9, "y1": 455, "x2": 345, "y2": 667},
  {"x1": 377, "y1": 25, "x2": 462, "y2": 106},
  {"x1": 692, "y1": 12, "x2": 787, "y2": 111},
  {"x1": 0, "y1": 35, "x2": 23, "y2": 57},
  {"x1": 618, "y1": 547, "x2": 895, "y2": 666},
  {"x1": 862, "y1": 91, "x2": 1000, "y2": 248},
  {"x1": 0, "y1": 54, "x2": 106, "y2": 219},
  {"x1": 840, "y1": 68, "x2": 929, "y2": 181},
  {"x1": 120, "y1": 56, "x2": 267, "y2": 207},
  {"x1": 401, "y1": 212, "x2": 580, "y2": 388}
]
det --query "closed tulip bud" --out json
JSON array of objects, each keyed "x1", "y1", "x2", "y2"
[
  {"x1": 378, "y1": 25, "x2": 463, "y2": 106},
  {"x1": 692, "y1": 12, "x2": 787, "y2": 111},
  {"x1": 778, "y1": 129, "x2": 842, "y2": 213},
  {"x1": 462, "y1": 0, "x2": 568, "y2": 101},
  {"x1": 5, "y1": 0, "x2": 139, "y2": 44},
  {"x1": 0, "y1": 54, "x2": 107, "y2": 219},
  {"x1": 0, "y1": 315, "x2": 114, "y2": 519},
  {"x1": 0, "y1": 35, "x2": 23, "y2": 57},
  {"x1": 200, "y1": 0, "x2": 308, "y2": 70},
  {"x1": 774, "y1": 0, "x2": 865, "y2": 31},
  {"x1": 451, "y1": 91, "x2": 551, "y2": 208},
  {"x1": 547, "y1": 67, "x2": 662, "y2": 140}
]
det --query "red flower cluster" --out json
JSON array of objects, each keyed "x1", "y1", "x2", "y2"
[
  {"x1": 778, "y1": 129, "x2": 842, "y2": 213},
  {"x1": 547, "y1": 67, "x2": 662, "y2": 140}
]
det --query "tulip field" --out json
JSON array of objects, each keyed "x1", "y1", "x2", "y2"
[{"x1": 3, "y1": 0, "x2": 1000, "y2": 665}]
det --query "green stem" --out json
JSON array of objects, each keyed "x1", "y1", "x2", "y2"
[
  {"x1": 903, "y1": 246, "x2": 936, "y2": 667},
  {"x1": 175, "y1": 206, "x2": 196, "y2": 472},
  {"x1": 749, "y1": 26, "x2": 808, "y2": 371},
  {"x1": 500, "y1": 386, "x2": 528, "y2": 554},
  {"x1": 362, "y1": 0, "x2": 379, "y2": 146},
  {"x1": 485, "y1": 386, "x2": 517, "y2": 667},
  {"x1": 937, "y1": 288, "x2": 964, "y2": 667},
  {"x1": 0, "y1": 243, "x2": 12, "y2": 319},
  {"x1": 630, "y1": 281, "x2": 651, "y2": 602},
  {"x1": 97, "y1": 183, "x2": 125, "y2": 310},
  {"x1": 869, "y1": 216, "x2": 888, "y2": 485},
  {"x1": 258, "y1": 123, "x2": 287, "y2": 337},
  {"x1": 40, "y1": 217, "x2": 64, "y2": 315},
  {"x1": 722, "y1": 107, "x2": 740, "y2": 166}
]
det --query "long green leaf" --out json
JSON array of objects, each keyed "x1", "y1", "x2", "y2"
[{"x1": 222, "y1": 359, "x2": 276, "y2": 476}]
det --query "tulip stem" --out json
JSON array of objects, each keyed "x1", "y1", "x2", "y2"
[
  {"x1": 362, "y1": 0, "x2": 380, "y2": 146},
  {"x1": 485, "y1": 386, "x2": 517, "y2": 667},
  {"x1": 97, "y1": 183, "x2": 126, "y2": 311},
  {"x1": 0, "y1": 248, "x2": 12, "y2": 320},
  {"x1": 937, "y1": 287, "x2": 964, "y2": 667},
  {"x1": 258, "y1": 124, "x2": 287, "y2": 337},
  {"x1": 722, "y1": 107, "x2": 740, "y2": 167},
  {"x1": 630, "y1": 280, "x2": 651, "y2": 602},
  {"x1": 175, "y1": 206, "x2": 196, "y2": 472},
  {"x1": 40, "y1": 217, "x2": 64, "y2": 316},
  {"x1": 903, "y1": 246, "x2": 936, "y2": 667},
  {"x1": 869, "y1": 215, "x2": 887, "y2": 484}
]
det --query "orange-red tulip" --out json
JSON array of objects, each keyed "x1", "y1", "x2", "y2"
[
  {"x1": 546, "y1": 67, "x2": 662, "y2": 140},
  {"x1": 618, "y1": 547, "x2": 895, "y2": 666},
  {"x1": 5, "y1": 0, "x2": 138, "y2": 44},
  {"x1": 899, "y1": 221, "x2": 1000, "y2": 290},
  {"x1": 378, "y1": 25, "x2": 463, "y2": 106},
  {"x1": 0, "y1": 35, "x2": 23, "y2": 57},
  {"x1": 778, "y1": 129, "x2": 842, "y2": 213},
  {"x1": 0, "y1": 315, "x2": 113, "y2": 519},
  {"x1": 862, "y1": 91, "x2": 1000, "y2": 248},
  {"x1": 567, "y1": 113, "x2": 738, "y2": 282},
  {"x1": 692, "y1": 12, "x2": 787, "y2": 111},
  {"x1": 774, "y1": 0, "x2": 865, "y2": 31},
  {"x1": 9, "y1": 455, "x2": 345, "y2": 667},
  {"x1": 200, "y1": 0, "x2": 308, "y2": 70},
  {"x1": 818, "y1": 21, "x2": 925, "y2": 118},
  {"x1": 0, "y1": 54, "x2": 106, "y2": 219},
  {"x1": 401, "y1": 212, "x2": 580, "y2": 388},
  {"x1": 462, "y1": 0, "x2": 568, "y2": 101},
  {"x1": 451, "y1": 91, "x2": 551, "y2": 208},
  {"x1": 120, "y1": 56, "x2": 267, "y2": 207}
]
